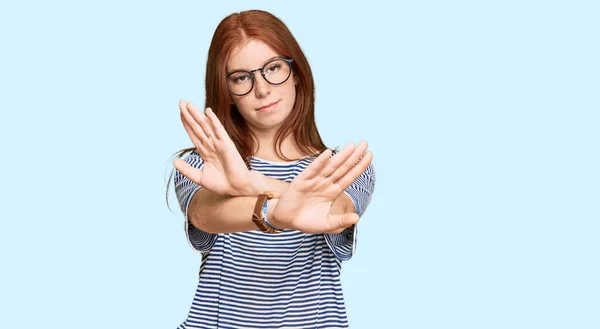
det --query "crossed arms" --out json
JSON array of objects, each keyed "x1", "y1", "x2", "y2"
[{"x1": 174, "y1": 101, "x2": 372, "y2": 235}]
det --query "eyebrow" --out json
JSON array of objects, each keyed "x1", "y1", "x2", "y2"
[{"x1": 226, "y1": 56, "x2": 281, "y2": 75}]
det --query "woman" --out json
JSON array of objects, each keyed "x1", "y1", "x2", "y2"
[{"x1": 169, "y1": 9, "x2": 376, "y2": 329}]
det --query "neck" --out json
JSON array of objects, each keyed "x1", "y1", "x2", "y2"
[{"x1": 251, "y1": 128, "x2": 304, "y2": 161}]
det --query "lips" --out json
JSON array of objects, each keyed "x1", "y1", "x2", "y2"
[{"x1": 256, "y1": 100, "x2": 280, "y2": 111}]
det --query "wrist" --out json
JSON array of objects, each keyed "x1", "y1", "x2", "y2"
[
  {"x1": 248, "y1": 170, "x2": 290, "y2": 195},
  {"x1": 246, "y1": 170, "x2": 268, "y2": 196},
  {"x1": 266, "y1": 198, "x2": 288, "y2": 230}
]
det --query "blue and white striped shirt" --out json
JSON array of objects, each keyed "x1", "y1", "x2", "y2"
[{"x1": 174, "y1": 150, "x2": 376, "y2": 328}]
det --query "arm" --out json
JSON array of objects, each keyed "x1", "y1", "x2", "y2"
[
  {"x1": 253, "y1": 172, "x2": 355, "y2": 214},
  {"x1": 175, "y1": 100, "x2": 367, "y2": 235},
  {"x1": 188, "y1": 170, "x2": 353, "y2": 234}
]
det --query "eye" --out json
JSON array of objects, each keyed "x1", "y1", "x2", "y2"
[
  {"x1": 267, "y1": 64, "x2": 281, "y2": 73},
  {"x1": 229, "y1": 73, "x2": 251, "y2": 84}
]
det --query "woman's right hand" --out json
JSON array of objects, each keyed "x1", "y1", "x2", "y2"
[
  {"x1": 173, "y1": 100, "x2": 255, "y2": 196},
  {"x1": 268, "y1": 141, "x2": 373, "y2": 234}
]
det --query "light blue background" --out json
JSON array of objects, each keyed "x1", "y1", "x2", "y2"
[{"x1": 1, "y1": 1, "x2": 598, "y2": 328}]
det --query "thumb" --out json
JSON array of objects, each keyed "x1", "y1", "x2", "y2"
[
  {"x1": 173, "y1": 159, "x2": 204, "y2": 185},
  {"x1": 328, "y1": 212, "x2": 360, "y2": 232}
]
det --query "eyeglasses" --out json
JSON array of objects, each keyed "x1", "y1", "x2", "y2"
[{"x1": 226, "y1": 58, "x2": 294, "y2": 96}]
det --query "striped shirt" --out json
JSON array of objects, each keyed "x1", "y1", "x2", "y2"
[{"x1": 174, "y1": 150, "x2": 376, "y2": 329}]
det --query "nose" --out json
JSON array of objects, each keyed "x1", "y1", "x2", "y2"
[{"x1": 253, "y1": 71, "x2": 271, "y2": 98}]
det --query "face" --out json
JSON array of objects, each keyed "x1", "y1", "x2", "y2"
[{"x1": 226, "y1": 39, "x2": 298, "y2": 133}]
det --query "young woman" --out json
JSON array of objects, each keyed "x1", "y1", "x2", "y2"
[{"x1": 170, "y1": 9, "x2": 376, "y2": 329}]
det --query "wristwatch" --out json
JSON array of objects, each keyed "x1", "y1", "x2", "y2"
[{"x1": 252, "y1": 191, "x2": 283, "y2": 234}]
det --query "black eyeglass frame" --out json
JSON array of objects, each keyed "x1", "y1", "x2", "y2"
[{"x1": 226, "y1": 58, "x2": 295, "y2": 96}]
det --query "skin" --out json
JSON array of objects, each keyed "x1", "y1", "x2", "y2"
[
  {"x1": 173, "y1": 39, "x2": 373, "y2": 234},
  {"x1": 226, "y1": 39, "x2": 302, "y2": 161}
]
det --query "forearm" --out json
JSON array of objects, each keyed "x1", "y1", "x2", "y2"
[
  {"x1": 187, "y1": 170, "x2": 355, "y2": 234},
  {"x1": 187, "y1": 188, "x2": 258, "y2": 234},
  {"x1": 184, "y1": 171, "x2": 285, "y2": 234},
  {"x1": 184, "y1": 171, "x2": 287, "y2": 234},
  {"x1": 254, "y1": 171, "x2": 356, "y2": 215}
]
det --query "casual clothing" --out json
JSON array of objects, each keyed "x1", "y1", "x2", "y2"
[{"x1": 175, "y1": 150, "x2": 376, "y2": 329}]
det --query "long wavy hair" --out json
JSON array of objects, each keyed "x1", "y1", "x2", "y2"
[{"x1": 166, "y1": 10, "x2": 331, "y2": 209}]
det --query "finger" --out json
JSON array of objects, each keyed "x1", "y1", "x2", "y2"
[
  {"x1": 187, "y1": 102, "x2": 217, "y2": 141},
  {"x1": 297, "y1": 149, "x2": 332, "y2": 180},
  {"x1": 205, "y1": 107, "x2": 229, "y2": 141},
  {"x1": 181, "y1": 111, "x2": 209, "y2": 155},
  {"x1": 328, "y1": 212, "x2": 360, "y2": 232},
  {"x1": 328, "y1": 141, "x2": 368, "y2": 183},
  {"x1": 319, "y1": 142, "x2": 356, "y2": 178},
  {"x1": 334, "y1": 151, "x2": 373, "y2": 189},
  {"x1": 180, "y1": 101, "x2": 211, "y2": 143},
  {"x1": 179, "y1": 101, "x2": 204, "y2": 144},
  {"x1": 173, "y1": 159, "x2": 204, "y2": 186}
]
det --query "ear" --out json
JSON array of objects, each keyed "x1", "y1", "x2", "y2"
[{"x1": 293, "y1": 73, "x2": 299, "y2": 85}]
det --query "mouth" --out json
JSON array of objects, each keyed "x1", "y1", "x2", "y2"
[{"x1": 256, "y1": 100, "x2": 280, "y2": 112}]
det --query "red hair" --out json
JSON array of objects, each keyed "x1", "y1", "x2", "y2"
[
  {"x1": 176, "y1": 9, "x2": 328, "y2": 164},
  {"x1": 166, "y1": 10, "x2": 331, "y2": 207}
]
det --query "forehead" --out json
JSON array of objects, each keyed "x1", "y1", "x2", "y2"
[{"x1": 226, "y1": 39, "x2": 281, "y2": 72}]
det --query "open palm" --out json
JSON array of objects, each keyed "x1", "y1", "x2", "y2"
[
  {"x1": 271, "y1": 141, "x2": 373, "y2": 234},
  {"x1": 173, "y1": 101, "x2": 253, "y2": 196}
]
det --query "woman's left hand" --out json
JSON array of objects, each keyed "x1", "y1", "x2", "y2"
[{"x1": 268, "y1": 141, "x2": 372, "y2": 234}]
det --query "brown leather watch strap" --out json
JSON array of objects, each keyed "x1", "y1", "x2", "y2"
[{"x1": 252, "y1": 191, "x2": 282, "y2": 234}]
